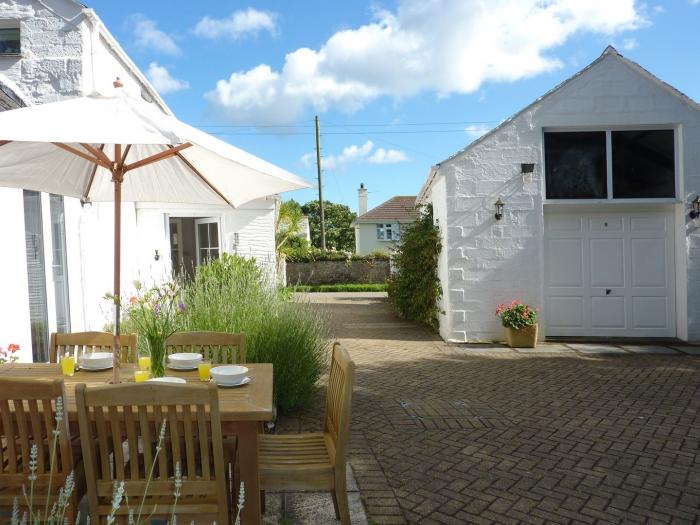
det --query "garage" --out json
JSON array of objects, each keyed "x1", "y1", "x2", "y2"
[{"x1": 544, "y1": 208, "x2": 676, "y2": 338}]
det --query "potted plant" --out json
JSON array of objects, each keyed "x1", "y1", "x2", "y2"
[
  {"x1": 121, "y1": 280, "x2": 184, "y2": 377},
  {"x1": 495, "y1": 300, "x2": 539, "y2": 348}
]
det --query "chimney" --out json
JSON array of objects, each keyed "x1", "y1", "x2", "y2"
[{"x1": 358, "y1": 183, "x2": 368, "y2": 215}]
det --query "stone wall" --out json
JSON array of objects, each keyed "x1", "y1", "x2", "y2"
[{"x1": 286, "y1": 259, "x2": 390, "y2": 285}]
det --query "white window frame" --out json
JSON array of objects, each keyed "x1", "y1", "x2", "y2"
[
  {"x1": 377, "y1": 223, "x2": 400, "y2": 241},
  {"x1": 194, "y1": 217, "x2": 222, "y2": 265},
  {"x1": 542, "y1": 125, "x2": 681, "y2": 205}
]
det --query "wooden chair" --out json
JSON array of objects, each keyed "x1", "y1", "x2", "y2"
[
  {"x1": 0, "y1": 378, "x2": 85, "y2": 523},
  {"x1": 166, "y1": 331, "x2": 246, "y2": 364},
  {"x1": 258, "y1": 342, "x2": 355, "y2": 524},
  {"x1": 75, "y1": 382, "x2": 229, "y2": 525},
  {"x1": 50, "y1": 331, "x2": 139, "y2": 365}
]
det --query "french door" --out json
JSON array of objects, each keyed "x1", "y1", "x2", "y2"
[{"x1": 195, "y1": 218, "x2": 221, "y2": 265}]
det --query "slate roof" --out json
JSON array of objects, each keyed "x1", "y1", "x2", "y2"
[{"x1": 354, "y1": 196, "x2": 419, "y2": 223}]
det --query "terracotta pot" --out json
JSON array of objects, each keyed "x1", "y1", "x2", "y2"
[{"x1": 505, "y1": 324, "x2": 538, "y2": 348}]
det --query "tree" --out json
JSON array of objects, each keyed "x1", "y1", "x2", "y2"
[
  {"x1": 301, "y1": 200, "x2": 356, "y2": 252},
  {"x1": 387, "y1": 204, "x2": 442, "y2": 331},
  {"x1": 276, "y1": 199, "x2": 304, "y2": 251}
]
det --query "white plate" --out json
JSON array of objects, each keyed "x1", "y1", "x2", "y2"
[
  {"x1": 76, "y1": 365, "x2": 114, "y2": 372},
  {"x1": 167, "y1": 363, "x2": 199, "y2": 371},
  {"x1": 168, "y1": 353, "x2": 202, "y2": 364},
  {"x1": 147, "y1": 377, "x2": 187, "y2": 384},
  {"x1": 212, "y1": 376, "x2": 251, "y2": 388}
]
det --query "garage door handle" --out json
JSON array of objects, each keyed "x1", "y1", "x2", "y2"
[{"x1": 606, "y1": 289, "x2": 611, "y2": 295}]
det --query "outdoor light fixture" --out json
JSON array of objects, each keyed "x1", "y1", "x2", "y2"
[
  {"x1": 521, "y1": 163, "x2": 535, "y2": 174},
  {"x1": 494, "y1": 198, "x2": 505, "y2": 221},
  {"x1": 690, "y1": 196, "x2": 700, "y2": 219},
  {"x1": 154, "y1": 249, "x2": 160, "y2": 261}
]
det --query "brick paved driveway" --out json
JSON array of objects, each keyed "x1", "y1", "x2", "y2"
[{"x1": 278, "y1": 293, "x2": 700, "y2": 524}]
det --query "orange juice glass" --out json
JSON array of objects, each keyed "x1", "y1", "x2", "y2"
[
  {"x1": 198, "y1": 360, "x2": 212, "y2": 382},
  {"x1": 60, "y1": 355, "x2": 75, "y2": 377},
  {"x1": 134, "y1": 370, "x2": 149, "y2": 383},
  {"x1": 138, "y1": 356, "x2": 151, "y2": 371}
]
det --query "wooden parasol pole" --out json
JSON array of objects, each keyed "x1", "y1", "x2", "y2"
[{"x1": 111, "y1": 143, "x2": 123, "y2": 384}]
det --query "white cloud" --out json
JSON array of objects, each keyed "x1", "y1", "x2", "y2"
[
  {"x1": 622, "y1": 37, "x2": 638, "y2": 50},
  {"x1": 301, "y1": 140, "x2": 408, "y2": 171},
  {"x1": 205, "y1": 0, "x2": 646, "y2": 124},
  {"x1": 300, "y1": 152, "x2": 315, "y2": 168},
  {"x1": 128, "y1": 14, "x2": 180, "y2": 55},
  {"x1": 193, "y1": 8, "x2": 278, "y2": 39},
  {"x1": 464, "y1": 124, "x2": 492, "y2": 139},
  {"x1": 324, "y1": 141, "x2": 374, "y2": 170},
  {"x1": 146, "y1": 63, "x2": 190, "y2": 94},
  {"x1": 369, "y1": 148, "x2": 409, "y2": 164}
]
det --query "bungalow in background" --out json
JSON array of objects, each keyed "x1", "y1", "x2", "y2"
[
  {"x1": 419, "y1": 47, "x2": 700, "y2": 343},
  {"x1": 0, "y1": 0, "x2": 286, "y2": 362},
  {"x1": 352, "y1": 183, "x2": 418, "y2": 255}
]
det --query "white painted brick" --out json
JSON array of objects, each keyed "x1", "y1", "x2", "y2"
[{"x1": 430, "y1": 51, "x2": 700, "y2": 341}]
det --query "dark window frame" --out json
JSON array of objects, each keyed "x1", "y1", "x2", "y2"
[
  {"x1": 0, "y1": 26, "x2": 21, "y2": 55},
  {"x1": 543, "y1": 128, "x2": 677, "y2": 201}
]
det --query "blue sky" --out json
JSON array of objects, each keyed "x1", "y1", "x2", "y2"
[{"x1": 88, "y1": 0, "x2": 700, "y2": 214}]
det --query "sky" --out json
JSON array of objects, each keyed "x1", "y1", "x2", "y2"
[{"x1": 87, "y1": 0, "x2": 700, "y2": 214}]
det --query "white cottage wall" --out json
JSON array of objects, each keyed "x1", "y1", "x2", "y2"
[{"x1": 438, "y1": 51, "x2": 700, "y2": 342}]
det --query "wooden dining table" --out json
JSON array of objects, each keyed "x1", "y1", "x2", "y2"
[{"x1": 0, "y1": 362, "x2": 273, "y2": 524}]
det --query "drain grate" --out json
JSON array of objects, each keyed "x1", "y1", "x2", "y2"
[{"x1": 391, "y1": 398, "x2": 514, "y2": 430}]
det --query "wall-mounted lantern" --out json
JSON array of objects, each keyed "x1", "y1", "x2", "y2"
[
  {"x1": 690, "y1": 196, "x2": 700, "y2": 219},
  {"x1": 154, "y1": 249, "x2": 160, "y2": 261},
  {"x1": 494, "y1": 198, "x2": 505, "y2": 221},
  {"x1": 521, "y1": 163, "x2": 535, "y2": 175}
]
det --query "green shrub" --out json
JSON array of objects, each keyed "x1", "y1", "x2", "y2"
[
  {"x1": 290, "y1": 283, "x2": 388, "y2": 292},
  {"x1": 387, "y1": 204, "x2": 442, "y2": 331},
  {"x1": 178, "y1": 254, "x2": 330, "y2": 413},
  {"x1": 284, "y1": 245, "x2": 390, "y2": 263}
]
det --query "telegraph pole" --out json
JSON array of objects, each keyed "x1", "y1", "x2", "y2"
[{"x1": 315, "y1": 115, "x2": 327, "y2": 250}]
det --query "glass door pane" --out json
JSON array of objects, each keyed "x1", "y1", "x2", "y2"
[
  {"x1": 50, "y1": 194, "x2": 70, "y2": 333},
  {"x1": 23, "y1": 190, "x2": 48, "y2": 362},
  {"x1": 195, "y1": 219, "x2": 221, "y2": 265}
]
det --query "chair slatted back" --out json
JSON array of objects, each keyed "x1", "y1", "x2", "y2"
[
  {"x1": 166, "y1": 331, "x2": 246, "y2": 364},
  {"x1": 75, "y1": 382, "x2": 228, "y2": 524},
  {"x1": 50, "y1": 332, "x2": 139, "y2": 364},
  {"x1": 323, "y1": 343, "x2": 355, "y2": 472},
  {"x1": 0, "y1": 378, "x2": 72, "y2": 490}
]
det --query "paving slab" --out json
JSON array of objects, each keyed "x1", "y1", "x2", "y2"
[
  {"x1": 567, "y1": 343, "x2": 626, "y2": 354},
  {"x1": 621, "y1": 345, "x2": 678, "y2": 355},
  {"x1": 453, "y1": 343, "x2": 515, "y2": 353},
  {"x1": 263, "y1": 463, "x2": 366, "y2": 524},
  {"x1": 669, "y1": 345, "x2": 700, "y2": 355},
  {"x1": 514, "y1": 344, "x2": 575, "y2": 353}
]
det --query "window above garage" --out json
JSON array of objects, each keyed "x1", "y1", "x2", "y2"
[{"x1": 544, "y1": 129, "x2": 676, "y2": 200}]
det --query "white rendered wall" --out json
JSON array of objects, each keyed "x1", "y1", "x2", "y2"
[
  {"x1": 437, "y1": 53, "x2": 700, "y2": 342},
  {"x1": 426, "y1": 176, "x2": 451, "y2": 341},
  {"x1": 355, "y1": 222, "x2": 405, "y2": 255},
  {"x1": 0, "y1": 188, "x2": 33, "y2": 361}
]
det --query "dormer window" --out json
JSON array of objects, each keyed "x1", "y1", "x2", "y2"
[{"x1": 0, "y1": 24, "x2": 20, "y2": 55}]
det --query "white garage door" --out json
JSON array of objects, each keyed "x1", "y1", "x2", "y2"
[{"x1": 544, "y1": 210, "x2": 675, "y2": 337}]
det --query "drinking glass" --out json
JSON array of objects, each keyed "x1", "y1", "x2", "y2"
[
  {"x1": 198, "y1": 360, "x2": 212, "y2": 382},
  {"x1": 61, "y1": 355, "x2": 75, "y2": 377},
  {"x1": 138, "y1": 355, "x2": 151, "y2": 371},
  {"x1": 134, "y1": 370, "x2": 149, "y2": 383}
]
